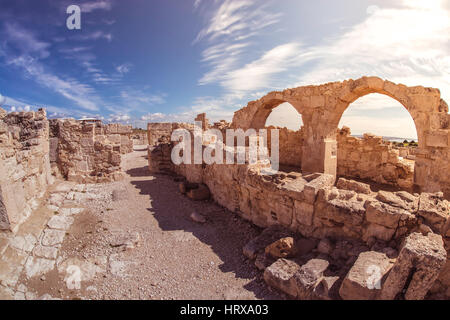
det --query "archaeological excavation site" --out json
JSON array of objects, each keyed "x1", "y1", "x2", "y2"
[{"x1": 0, "y1": 76, "x2": 449, "y2": 301}]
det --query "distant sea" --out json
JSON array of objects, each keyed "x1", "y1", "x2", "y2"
[{"x1": 353, "y1": 135, "x2": 417, "y2": 143}]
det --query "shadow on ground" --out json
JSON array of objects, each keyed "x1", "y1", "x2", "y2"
[{"x1": 126, "y1": 165, "x2": 283, "y2": 299}]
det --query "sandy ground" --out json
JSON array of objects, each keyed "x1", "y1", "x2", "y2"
[{"x1": 12, "y1": 146, "x2": 283, "y2": 300}]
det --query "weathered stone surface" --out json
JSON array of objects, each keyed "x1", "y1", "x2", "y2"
[
  {"x1": 265, "y1": 237, "x2": 296, "y2": 259},
  {"x1": 314, "y1": 276, "x2": 340, "y2": 300},
  {"x1": 49, "y1": 118, "x2": 126, "y2": 183},
  {"x1": 243, "y1": 226, "x2": 293, "y2": 260},
  {"x1": 417, "y1": 193, "x2": 449, "y2": 233},
  {"x1": 264, "y1": 258, "x2": 301, "y2": 297},
  {"x1": 109, "y1": 231, "x2": 141, "y2": 250},
  {"x1": 47, "y1": 215, "x2": 74, "y2": 230},
  {"x1": 187, "y1": 184, "x2": 211, "y2": 201},
  {"x1": 380, "y1": 232, "x2": 447, "y2": 300},
  {"x1": 337, "y1": 178, "x2": 372, "y2": 194},
  {"x1": 295, "y1": 238, "x2": 318, "y2": 256},
  {"x1": 33, "y1": 245, "x2": 58, "y2": 260},
  {"x1": 24, "y1": 257, "x2": 55, "y2": 279},
  {"x1": 0, "y1": 109, "x2": 52, "y2": 231},
  {"x1": 41, "y1": 229, "x2": 66, "y2": 247},
  {"x1": 317, "y1": 238, "x2": 334, "y2": 255},
  {"x1": 339, "y1": 251, "x2": 394, "y2": 300},
  {"x1": 365, "y1": 200, "x2": 411, "y2": 229},
  {"x1": 293, "y1": 258, "x2": 329, "y2": 299}
]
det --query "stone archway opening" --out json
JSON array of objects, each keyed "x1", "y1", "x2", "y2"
[
  {"x1": 336, "y1": 93, "x2": 419, "y2": 191},
  {"x1": 264, "y1": 102, "x2": 304, "y2": 173}
]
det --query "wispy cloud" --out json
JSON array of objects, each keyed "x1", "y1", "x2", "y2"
[
  {"x1": 120, "y1": 89, "x2": 167, "y2": 109},
  {"x1": 195, "y1": 0, "x2": 283, "y2": 90},
  {"x1": 192, "y1": 0, "x2": 449, "y2": 139},
  {"x1": 116, "y1": 63, "x2": 132, "y2": 75},
  {"x1": 140, "y1": 112, "x2": 165, "y2": 121},
  {"x1": 81, "y1": 0, "x2": 113, "y2": 13},
  {"x1": 0, "y1": 23, "x2": 104, "y2": 111},
  {"x1": 76, "y1": 31, "x2": 113, "y2": 42},
  {"x1": 291, "y1": 0, "x2": 450, "y2": 102},
  {"x1": 3, "y1": 23, "x2": 51, "y2": 59}
]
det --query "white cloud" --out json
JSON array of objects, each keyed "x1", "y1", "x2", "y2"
[
  {"x1": 0, "y1": 93, "x2": 5, "y2": 106},
  {"x1": 195, "y1": 0, "x2": 282, "y2": 88},
  {"x1": 7, "y1": 55, "x2": 100, "y2": 111},
  {"x1": 193, "y1": 0, "x2": 450, "y2": 139},
  {"x1": 265, "y1": 102, "x2": 303, "y2": 131},
  {"x1": 292, "y1": 0, "x2": 450, "y2": 103},
  {"x1": 108, "y1": 113, "x2": 131, "y2": 123},
  {"x1": 3, "y1": 23, "x2": 50, "y2": 59},
  {"x1": 116, "y1": 63, "x2": 132, "y2": 74},
  {"x1": 222, "y1": 43, "x2": 303, "y2": 92},
  {"x1": 81, "y1": 1, "x2": 112, "y2": 13},
  {"x1": 193, "y1": 0, "x2": 202, "y2": 10},
  {"x1": 140, "y1": 113, "x2": 165, "y2": 121},
  {"x1": 120, "y1": 89, "x2": 167, "y2": 109},
  {"x1": 76, "y1": 31, "x2": 113, "y2": 42}
]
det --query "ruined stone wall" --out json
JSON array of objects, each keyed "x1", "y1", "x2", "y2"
[
  {"x1": 0, "y1": 108, "x2": 53, "y2": 232},
  {"x1": 336, "y1": 127, "x2": 414, "y2": 190},
  {"x1": 50, "y1": 119, "x2": 124, "y2": 183},
  {"x1": 147, "y1": 122, "x2": 450, "y2": 298},
  {"x1": 266, "y1": 126, "x2": 303, "y2": 169},
  {"x1": 147, "y1": 123, "x2": 175, "y2": 146},
  {"x1": 130, "y1": 131, "x2": 148, "y2": 145},
  {"x1": 231, "y1": 76, "x2": 450, "y2": 197},
  {"x1": 100, "y1": 123, "x2": 134, "y2": 153}
]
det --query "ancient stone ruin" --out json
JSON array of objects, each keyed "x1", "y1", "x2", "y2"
[
  {"x1": 0, "y1": 76, "x2": 448, "y2": 300},
  {"x1": 0, "y1": 112, "x2": 134, "y2": 232},
  {"x1": 147, "y1": 77, "x2": 450, "y2": 300}
]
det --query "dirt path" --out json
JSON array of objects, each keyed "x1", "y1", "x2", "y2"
[{"x1": 9, "y1": 146, "x2": 283, "y2": 300}]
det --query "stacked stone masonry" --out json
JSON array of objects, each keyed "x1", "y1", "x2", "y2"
[
  {"x1": 49, "y1": 119, "x2": 127, "y2": 184},
  {"x1": 232, "y1": 76, "x2": 450, "y2": 197},
  {"x1": 146, "y1": 77, "x2": 450, "y2": 299},
  {"x1": 0, "y1": 108, "x2": 53, "y2": 232}
]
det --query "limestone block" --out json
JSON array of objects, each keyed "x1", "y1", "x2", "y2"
[
  {"x1": 317, "y1": 238, "x2": 334, "y2": 255},
  {"x1": 314, "y1": 188, "x2": 365, "y2": 231},
  {"x1": 425, "y1": 132, "x2": 448, "y2": 148},
  {"x1": 418, "y1": 193, "x2": 449, "y2": 233},
  {"x1": 47, "y1": 215, "x2": 74, "y2": 231},
  {"x1": 380, "y1": 232, "x2": 447, "y2": 300},
  {"x1": 265, "y1": 237, "x2": 296, "y2": 259},
  {"x1": 187, "y1": 184, "x2": 210, "y2": 201},
  {"x1": 24, "y1": 257, "x2": 55, "y2": 279},
  {"x1": 33, "y1": 245, "x2": 58, "y2": 260},
  {"x1": 337, "y1": 178, "x2": 372, "y2": 194},
  {"x1": 293, "y1": 258, "x2": 329, "y2": 299},
  {"x1": 313, "y1": 276, "x2": 340, "y2": 300},
  {"x1": 243, "y1": 226, "x2": 293, "y2": 260},
  {"x1": 293, "y1": 200, "x2": 314, "y2": 226},
  {"x1": 41, "y1": 229, "x2": 66, "y2": 246},
  {"x1": 365, "y1": 200, "x2": 409, "y2": 229},
  {"x1": 363, "y1": 223, "x2": 396, "y2": 242},
  {"x1": 264, "y1": 258, "x2": 301, "y2": 297},
  {"x1": 339, "y1": 251, "x2": 394, "y2": 300}
]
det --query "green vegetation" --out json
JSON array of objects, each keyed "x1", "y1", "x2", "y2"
[{"x1": 393, "y1": 140, "x2": 418, "y2": 148}]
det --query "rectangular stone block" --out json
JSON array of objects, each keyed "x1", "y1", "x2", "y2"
[
  {"x1": 294, "y1": 200, "x2": 314, "y2": 226},
  {"x1": 425, "y1": 132, "x2": 448, "y2": 148},
  {"x1": 264, "y1": 258, "x2": 301, "y2": 297},
  {"x1": 339, "y1": 251, "x2": 394, "y2": 300},
  {"x1": 380, "y1": 232, "x2": 447, "y2": 300}
]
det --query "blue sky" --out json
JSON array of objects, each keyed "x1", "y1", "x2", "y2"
[{"x1": 0, "y1": 0, "x2": 449, "y2": 138}]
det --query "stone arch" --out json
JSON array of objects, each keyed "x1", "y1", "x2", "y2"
[
  {"x1": 231, "y1": 76, "x2": 449, "y2": 194},
  {"x1": 329, "y1": 81, "x2": 424, "y2": 147},
  {"x1": 231, "y1": 91, "x2": 309, "y2": 130}
]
